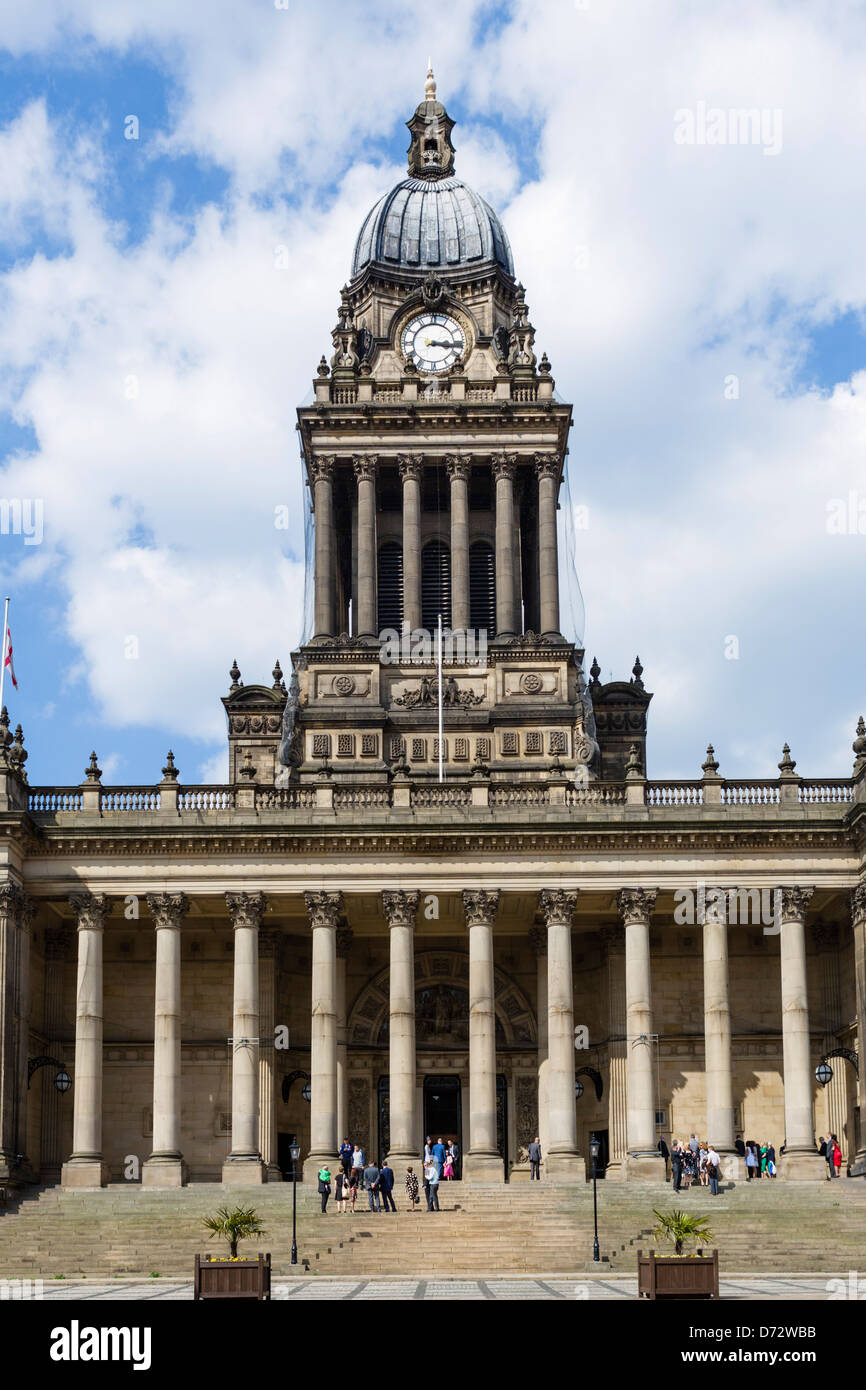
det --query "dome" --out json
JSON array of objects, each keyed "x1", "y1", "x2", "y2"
[{"x1": 351, "y1": 176, "x2": 514, "y2": 279}]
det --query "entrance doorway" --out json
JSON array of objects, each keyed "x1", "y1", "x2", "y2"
[{"x1": 424, "y1": 1076, "x2": 462, "y2": 1177}]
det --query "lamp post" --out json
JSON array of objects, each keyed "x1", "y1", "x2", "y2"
[
  {"x1": 289, "y1": 1139, "x2": 301, "y2": 1266},
  {"x1": 589, "y1": 1135, "x2": 600, "y2": 1263}
]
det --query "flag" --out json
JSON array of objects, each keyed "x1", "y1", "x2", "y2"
[{"x1": 3, "y1": 627, "x2": 17, "y2": 689}]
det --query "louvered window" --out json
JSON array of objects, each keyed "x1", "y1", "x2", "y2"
[
  {"x1": 469, "y1": 541, "x2": 495, "y2": 636},
  {"x1": 377, "y1": 541, "x2": 403, "y2": 632},
  {"x1": 421, "y1": 540, "x2": 451, "y2": 631}
]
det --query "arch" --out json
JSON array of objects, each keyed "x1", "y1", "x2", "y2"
[
  {"x1": 421, "y1": 539, "x2": 451, "y2": 630},
  {"x1": 347, "y1": 949, "x2": 536, "y2": 1047},
  {"x1": 377, "y1": 539, "x2": 403, "y2": 631},
  {"x1": 469, "y1": 539, "x2": 495, "y2": 636}
]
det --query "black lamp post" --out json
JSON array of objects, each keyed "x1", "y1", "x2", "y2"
[
  {"x1": 289, "y1": 1139, "x2": 301, "y2": 1266},
  {"x1": 589, "y1": 1135, "x2": 601, "y2": 1263}
]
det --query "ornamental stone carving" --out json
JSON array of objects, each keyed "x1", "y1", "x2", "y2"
[
  {"x1": 304, "y1": 891, "x2": 344, "y2": 930},
  {"x1": 445, "y1": 454, "x2": 471, "y2": 482},
  {"x1": 394, "y1": 675, "x2": 482, "y2": 708},
  {"x1": 309, "y1": 454, "x2": 335, "y2": 485},
  {"x1": 520, "y1": 672, "x2": 543, "y2": 694},
  {"x1": 333, "y1": 674, "x2": 355, "y2": 696},
  {"x1": 225, "y1": 892, "x2": 266, "y2": 931},
  {"x1": 491, "y1": 453, "x2": 517, "y2": 482},
  {"x1": 850, "y1": 884, "x2": 866, "y2": 929},
  {"x1": 538, "y1": 889, "x2": 578, "y2": 926},
  {"x1": 397, "y1": 453, "x2": 423, "y2": 481},
  {"x1": 68, "y1": 892, "x2": 111, "y2": 932},
  {"x1": 352, "y1": 453, "x2": 378, "y2": 482},
  {"x1": 146, "y1": 893, "x2": 189, "y2": 930},
  {"x1": 616, "y1": 888, "x2": 658, "y2": 925},
  {"x1": 462, "y1": 889, "x2": 501, "y2": 928},
  {"x1": 777, "y1": 886, "x2": 815, "y2": 923},
  {"x1": 533, "y1": 452, "x2": 559, "y2": 479},
  {"x1": 382, "y1": 890, "x2": 420, "y2": 929}
]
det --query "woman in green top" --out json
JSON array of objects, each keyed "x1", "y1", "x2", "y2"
[
  {"x1": 318, "y1": 1166, "x2": 332, "y2": 1213},
  {"x1": 760, "y1": 1145, "x2": 768, "y2": 1177}
]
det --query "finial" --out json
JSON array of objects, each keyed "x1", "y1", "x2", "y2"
[
  {"x1": 316, "y1": 355, "x2": 330, "y2": 378},
  {"x1": 85, "y1": 752, "x2": 102, "y2": 784},
  {"x1": 778, "y1": 743, "x2": 797, "y2": 777},
  {"x1": 589, "y1": 657, "x2": 601, "y2": 686},
  {"x1": 538, "y1": 351, "x2": 551, "y2": 377},
  {"x1": 161, "y1": 750, "x2": 179, "y2": 783},
  {"x1": 425, "y1": 60, "x2": 436, "y2": 101},
  {"x1": 0, "y1": 705, "x2": 10, "y2": 748},
  {"x1": 272, "y1": 660, "x2": 283, "y2": 690},
  {"x1": 238, "y1": 749, "x2": 257, "y2": 782},
  {"x1": 625, "y1": 744, "x2": 643, "y2": 779},
  {"x1": 229, "y1": 659, "x2": 242, "y2": 692},
  {"x1": 631, "y1": 656, "x2": 644, "y2": 690},
  {"x1": 853, "y1": 715, "x2": 866, "y2": 776},
  {"x1": 701, "y1": 744, "x2": 720, "y2": 777},
  {"x1": 8, "y1": 724, "x2": 27, "y2": 775}
]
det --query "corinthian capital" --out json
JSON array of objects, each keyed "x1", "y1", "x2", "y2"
[
  {"x1": 352, "y1": 453, "x2": 378, "y2": 482},
  {"x1": 534, "y1": 452, "x2": 560, "y2": 480},
  {"x1": 225, "y1": 891, "x2": 266, "y2": 931},
  {"x1": 491, "y1": 453, "x2": 517, "y2": 483},
  {"x1": 309, "y1": 454, "x2": 335, "y2": 485},
  {"x1": 397, "y1": 453, "x2": 423, "y2": 482},
  {"x1": 382, "y1": 890, "x2": 420, "y2": 929},
  {"x1": 538, "y1": 888, "x2": 578, "y2": 927},
  {"x1": 146, "y1": 893, "x2": 190, "y2": 930},
  {"x1": 462, "y1": 889, "x2": 501, "y2": 928},
  {"x1": 617, "y1": 887, "x2": 658, "y2": 926},
  {"x1": 445, "y1": 454, "x2": 471, "y2": 482},
  {"x1": 777, "y1": 886, "x2": 814, "y2": 924},
  {"x1": 304, "y1": 890, "x2": 344, "y2": 930},
  {"x1": 69, "y1": 892, "x2": 111, "y2": 932},
  {"x1": 851, "y1": 883, "x2": 866, "y2": 930}
]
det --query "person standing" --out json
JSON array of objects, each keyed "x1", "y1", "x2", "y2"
[
  {"x1": 351, "y1": 1144, "x2": 366, "y2": 1177},
  {"x1": 318, "y1": 1164, "x2": 332, "y2": 1214},
  {"x1": 528, "y1": 1136, "x2": 542, "y2": 1181},
  {"x1": 735, "y1": 1134, "x2": 746, "y2": 1158},
  {"x1": 432, "y1": 1137, "x2": 447, "y2": 1170},
  {"x1": 348, "y1": 1167, "x2": 360, "y2": 1213},
  {"x1": 364, "y1": 1159, "x2": 381, "y2": 1212},
  {"x1": 706, "y1": 1145, "x2": 721, "y2": 1196},
  {"x1": 339, "y1": 1138, "x2": 353, "y2": 1179},
  {"x1": 449, "y1": 1138, "x2": 460, "y2": 1180},
  {"x1": 658, "y1": 1135, "x2": 670, "y2": 1181},
  {"x1": 406, "y1": 1166, "x2": 420, "y2": 1212},
  {"x1": 334, "y1": 1168, "x2": 347, "y2": 1213},
  {"x1": 379, "y1": 1159, "x2": 397, "y2": 1212},
  {"x1": 831, "y1": 1135, "x2": 842, "y2": 1179},
  {"x1": 671, "y1": 1141, "x2": 683, "y2": 1193},
  {"x1": 425, "y1": 1158, "x2": 440, "y2": 1212},
  {"x1": 745, "y1": 1144, "x2": 757, "y2": 1181}
]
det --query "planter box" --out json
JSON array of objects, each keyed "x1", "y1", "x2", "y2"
[
  {"x1": 194, "y1": 1252, "x2": 271, "y2": 1301},
  {"x1": 637, "y1": 1247, "x2": 719, "y2": 1300}
]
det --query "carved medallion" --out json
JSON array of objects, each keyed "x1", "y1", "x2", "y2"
[
  {"x1": 521, "y1": 672, "x2": 543, "y2": 694},
  {"x1": 334, "y1": 674, "x2": 355, "y2": 696}
]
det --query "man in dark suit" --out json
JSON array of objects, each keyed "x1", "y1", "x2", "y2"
[
  {"x1": 528, "y1": 1136, "x2": 542, "y2": 1180},
  {"x1": 671, "y1": 1141, "x2": 683, "y2": 1193},
  {"x1": 379, "y1": 1160, "x2": 396, "y2": 1212},
  {"x1": 364, "y1": 1160, "x2": 381, "y2": 1212},
  {"x1": 657, "y1": 1136, "x2": 670, "y2": 1181}
]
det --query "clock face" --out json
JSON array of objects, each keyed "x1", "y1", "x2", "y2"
[{"x1": 401, "y1": 312, "x2": 465, "y2": 373}]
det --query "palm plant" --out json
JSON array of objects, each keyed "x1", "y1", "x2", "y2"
[
  {"x1": 651, "y1": 1208, "x2": 715, "y2": 1257},
  {"x1": 203, "y1": 1205, "x2": 268, "y2": 1259}
]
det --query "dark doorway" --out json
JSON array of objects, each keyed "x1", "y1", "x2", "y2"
[
  {"x1": 424, "y1": 1075, "x2": 462, "y2": 1176},
  {"x1": 277, "y1": 1132, "x2": 299, "y2": 1181},
  {"x1": 496, "y1": 1074, "x2": 508, "y2": 1180},
  {"x1": 589, "y1": 1129, "x2": 610, "y2": 1178}
]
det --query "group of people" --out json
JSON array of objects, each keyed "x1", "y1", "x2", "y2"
[
  {"x1": 315, "y1": 1136, "x2": 459, "y2": 1215},
  {"x1": 665, "y1": 1136, "x2": 723, "y2": 1195},
  {"x1": 818, "y1": 1134, "x2": 844, "y2": 1178},
  {"x1": 735, "y1": 1136, "x2": 778, "y2": 1179}
]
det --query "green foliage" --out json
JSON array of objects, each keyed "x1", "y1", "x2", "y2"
[
  {"x1": 652, "y1": 1208, "x2": 716, "y2": 1257},
  {"x1": 203, "y1": 1205, "x2": 268, "y2": 1258}
]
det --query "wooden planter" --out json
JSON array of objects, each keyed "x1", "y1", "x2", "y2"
[
  {"x1": 637, "y1": 1247, "x2": 719, "y2": 1300},
  {"x1": 194, "y1": 1252, "x2": 271, "y2": 1301}
]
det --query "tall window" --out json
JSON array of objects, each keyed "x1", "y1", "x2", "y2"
[
  {"x1": 469, "y1": 540, "x2": 495, "y2": 636},
  {"x1": 421, "y1": 539, "x2": 451, "y2": 630},
  {"x1": 377, "y1": 540, "x2": 403, "y2": 632}
]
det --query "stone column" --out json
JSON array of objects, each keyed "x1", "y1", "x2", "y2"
[
  {"x1": 40, "y1": 928, "x2": 70, "y2": 1184},
  {"x1": 258, "y1": 929, "x2": 281, "y2": 1181},
  {"x1": 462, "y1": 889, "x2": 503, "y2": 1181},
  {"x1": 335, "y1": 924, "x2": 353, "y2": 1152},
  {"x1": 617, "y1": 888, "x2": 664, "y2": 1180},
  {"x1": 222, "y1": 892, "x2": 266, "y2": 1183},
  {"x1": 535, "y1": 453, "x2": 562, "y2": 640},
  {"x1": 304, "y1": 890, "x2": 342, "y2": 1177},
  {"x1": 311, "y1": 454, "x2": 336, "y2": 638},
  {"x1": 62, "y1": 894, "x2": 110, "y2": 1188},
  {"x1": 0, "y1": 885, "x2": 32, "y2": 1184},
  {"x1": 812, "y1": 922, "x2": 847, "y2": 1168},
  {"x1": 702, "y1": 892, "x2": 737, "y2": 1168},
  {"x1": 529, "y1": 927, "x2": 549, "y2": 1168},
  {"x1": 399, "y1": 454, "x2": 423, "y2": 631},
  {"x1": 14, "y1": 895, "x2": 33, "y2": 1171},
  {"x1": 382, "y1": 891, "x2": 419, "y2": 1167},
  {"x1": 353, "y1": 454, "x2": 378, "y2": 639},
  {"x1": 777, "y1": 887, "x2": 825, "y2": 1180},
  {"x1": 601, "y1": 926, "x2": 628, "y2": 1181},
  {"x1": 446, "y1": 455, "x2": 471, "y2": 632},
  {"x1": 850, "y1": 885, "x2": 866, "y2": 1176},
  {"x1": 142, "y1": 894, "x2": 188, "y2": 1187},
  {"x1": 492, "y1": 454, "x2": 517, "y2": 638},
  {"x1": 538, "y1": 890, "x2": 585, "y2": 1181}
]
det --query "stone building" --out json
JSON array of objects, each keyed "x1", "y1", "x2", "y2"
[{"x1": 1, "y1": 73, "x2": 864, "y2": 1191}]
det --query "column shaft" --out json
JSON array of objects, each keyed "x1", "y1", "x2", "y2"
[
  {"x1": 312, "y1": 456, "x2": 336, "y2": 638},
  {"x1": 399, "y1": 456, "x2": 422, "y2": 631},
  {"x1": 383, "y1": 892, "x2": 419, "y2": 1164},
  {"x1": 536, "y1": 454, "x2": 561, "y2": 638},
  {"x1": 336, "y1": 926, "x2": 353, "y2": 1151},
  {"x1": 777, "y1": 888, "x2": 824, "y2": 1178},
  {"x1": 40, "y1": 930, "x2": 69, "y2": 1183},
  {"x1": 530, "y1": 929, "x2": 549, "y2": 1167},
  {"x1": 354, "y1": 455, "x2": 378, "y2": 638},
  {"x1": 702, "y1": 906, "x2": 736, "y2": 1159},
  {"x1": 851, "y1": 887, "x2": 866, "y2": 1175},
  {"x1": 222, "y1": 892, "x2": 265, "y2": 1183},
  {"x1": 462, "y1": 890, "x2": 503, "y2": 1181},
  {"x1": 143, "y1": 894, "x2": 187, "y2": 1186},
  {"x1": 258, "y1": 931, "x2": 280, "y2": 1181},
  {"x1": 538, "y1": 890, "x2": 584, "y2": 1181},
  {"x1": 447, "y1": 457, "x2": 470, "y2": 631},
  {"x1": 602, "y1": 927, "x2": 628, "y2": 1180},
  {"x1": 618, "y1": 888, "x2": 664, "y2": 1180},
  {"x1": 493, "y1": 455, "x2": 517, "y2": 637},
  {"x1": 62, "y1": 894, "x2": 109, "y2": 1187},
  {"x1": 305, "y1": 891, "x2": 341, "y2": 1176}
]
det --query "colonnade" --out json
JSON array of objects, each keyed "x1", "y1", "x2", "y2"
[{"x1": 310, "y1": 451, "x2": 562, "y2": 641}]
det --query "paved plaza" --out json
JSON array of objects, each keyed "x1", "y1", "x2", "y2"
[{"x1": 22, "y1": 1273, "x2": 848, "y2": 1301}]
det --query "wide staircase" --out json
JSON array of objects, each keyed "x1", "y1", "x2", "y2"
[{"x1": 1, "y1": 1179, "x2": 865, "y2": 1279}]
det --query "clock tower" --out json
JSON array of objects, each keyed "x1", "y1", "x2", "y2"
[{"x1": 268, "y1": 69, "x2": 628, "y2": 807}]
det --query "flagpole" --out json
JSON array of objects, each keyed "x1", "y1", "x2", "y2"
[
  {"x1": 0, "y1": 597, "x2": 8, "y2": 713},
  {"x1": 437, "y1": 611, "x2": 444, "y2": 785}
]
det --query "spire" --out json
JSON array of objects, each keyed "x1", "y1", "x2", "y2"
[
  {"x1": 407, "y1": 67, "x2": 455, "y2": 180},
  {"x1": 425, "y1": 60, "x2": 436, "y2": 101}
]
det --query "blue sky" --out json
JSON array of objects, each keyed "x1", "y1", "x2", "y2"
[{"x1": 0, "y1": 0, "x2": 864, "y2": 787}]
